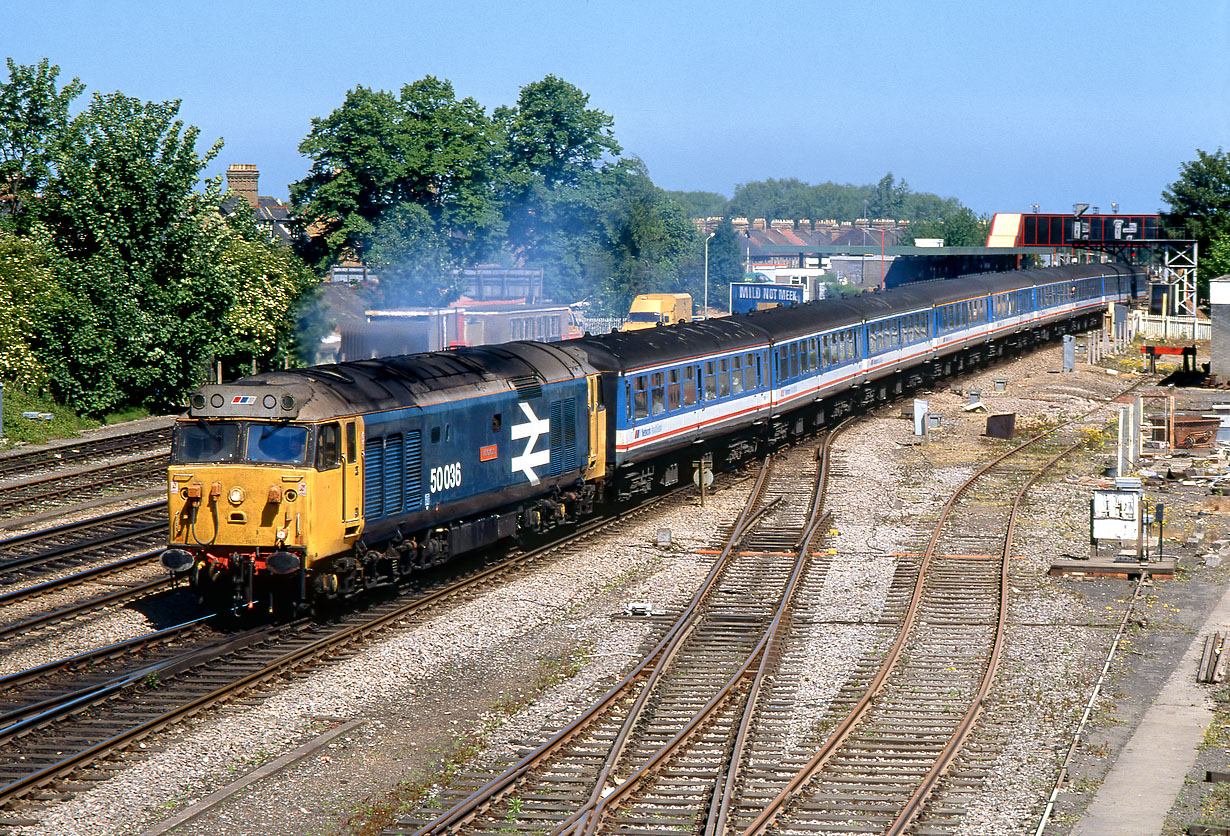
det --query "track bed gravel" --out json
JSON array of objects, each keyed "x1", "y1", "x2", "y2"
[{"x1": 8, "y1": 342, "x2": 1230, "y2": 836}]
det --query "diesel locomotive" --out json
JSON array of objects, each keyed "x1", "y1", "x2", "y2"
[{"x1": 160, "y1": 264, "x2": 1143, "y2": 613}]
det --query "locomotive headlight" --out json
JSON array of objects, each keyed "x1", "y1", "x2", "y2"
[{"x1": 228, "y1": 486, "x2": 245, "y2": 505}]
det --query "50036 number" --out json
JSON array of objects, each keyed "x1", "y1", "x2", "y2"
[{"x1": 430, "y1": 462, "x2": 462, "y2": 493}]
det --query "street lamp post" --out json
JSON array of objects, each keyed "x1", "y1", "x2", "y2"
[{"x1": 703, "y1": 231, "x2": 716, "y2": 317}]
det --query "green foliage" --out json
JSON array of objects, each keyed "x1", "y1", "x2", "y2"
[
  {"x1": 0, "y1": 63, "x2": 320, "y2": 415},
  {"x1": 0, "y1": 231, "x2": 58, "y2": 389},
  {"x1": 1162, "y1": 148, "x2": 1230, "y2": 291},
  {"x1": 495, "y1": 75, "x2": 623, "y2": 303},
  {"x1": 1162, "y1": 148, "x2": 1230, "y2": 243},
  {"x1": 0, "y1": 383, "x2": 100, "y2": 447},
  {"x1": 291, "y1": 77, "x2": 504, "y2": 306},
  {"x1": 705, "y1": 216, "x2": 744, "y2": 312},
  {"x1": 586, "y1": 161, "x2": 697, "y2": 314},
  {"x1": 665, "y1": 189, "x2": 728, "y2": 219},
  {"x1": 0, "y1": 58, "x2": 83, "y2": 233},
  {"x1": 726, "y1": 174, "x2": 964, "y2": 223},
  {"x1": 495, "y1": 74, "x2": 620, "y2": 190},
  {"x1": 868, "y1": 172, "x2": 909, "y2": 220},
  {"x1": 901, "y1": 206, "x2": 990, "y2": 247},
  {"x1": 1205, "y1": 232, "x2": 1230, "y2": 281}
]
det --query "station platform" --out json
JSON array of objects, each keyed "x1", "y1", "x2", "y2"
[{"x1": 1049, "y1": 555, "x2": 1177, "y2": 579}]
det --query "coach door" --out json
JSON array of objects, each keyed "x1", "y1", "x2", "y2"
[{"x1": 342, "y1": 420, "x2": 361, "y2": 531}]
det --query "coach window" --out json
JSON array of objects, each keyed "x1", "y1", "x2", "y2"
[
  {"x1": 717, "y1": 358, "x2": 730, "y2": 396},
  {"x1": 667, "y1": 368, "x2": 682, "y2": 410},
  {"x1": 704, "y1": 361, "x2": 717, "y2": 400},
  {"x1": 651, "y1": 372, "x2": 666, "y2": 415},
  {"x1": 807, "y1": 339, "x2": 818, "y2": 370},
  {"x1": 682, "y1": 366, "x2": 698, "y2": 407},
  {"x1": 744, "y1": 353, "x2": 757, "y2": 390},
  {"x1": 723, "y1": 351, "x2": 742, "y2": 390},
  {"x1": 633, "y1": 375, "x2": 649, "y2": 420}
]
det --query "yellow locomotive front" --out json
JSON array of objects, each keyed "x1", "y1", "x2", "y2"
[{"x1": 160, "y1": 381, "x2": 364, "y2": 613}]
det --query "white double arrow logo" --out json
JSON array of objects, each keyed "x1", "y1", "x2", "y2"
[{"x1": 510, "y1": 401, "x2": 550, "y2": 485}]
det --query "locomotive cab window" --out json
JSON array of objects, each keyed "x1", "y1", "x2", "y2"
[
  {"x1": 346, "y1": 422, "x2": 357, "y2": 464},
  {"x1": 246, "y1": 423, "x2": 309, "y2": 465},
  {"x1": 492, "y1": 413, "x2": 502, "y2": 432},
  {"x1": 431, "y1": 427, "x2": 441, "y2": 443},
  {"x1": 316, "y1": 423, "x2": 341, "y2": 470},
  {"x1": 173, "y1": 421, "x2": 240, "y2": 463}
]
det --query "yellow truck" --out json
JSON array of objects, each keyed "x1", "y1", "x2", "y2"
[{"x1": 622, "y1": 293, "x2": 693, "y2": 331}]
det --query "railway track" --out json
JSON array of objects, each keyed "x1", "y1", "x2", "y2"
[
  {"x1": 0, "y1": 453, "x2": 167, "y2": 519},
  {"x1": 0, "y1": 501, "x2": 171, "y2": 651},
  {"x1": 384, "y1": 392, "x2": 1125, "y2": 836},
  {"x1": 391, "y1": 431, "x2": 843, "y2": 836},
  {"x1": 0, "y1": 475, "x2": 710, "y2": 813},
  {"x1": 0, "y1": 426, "x2": 171, "y2": 482},
  {"x1": 730, "y1": 435, "x2": 1079, "y2": 836},
  {"x1": 0, "y1": 502, "x2": 164, "y2": 589}
]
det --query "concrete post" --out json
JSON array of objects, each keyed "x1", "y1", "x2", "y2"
[
  {"x1": 1117, "y1": 408, "x2": 1127, "y2": 477},
  {"x1": 1209, "y1": 276, "x2": 1230, "y2": 383}
]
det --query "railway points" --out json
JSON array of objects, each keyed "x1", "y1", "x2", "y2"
[{"x1": 4, "y1": 305, "x2": 1230, "y2": 834}]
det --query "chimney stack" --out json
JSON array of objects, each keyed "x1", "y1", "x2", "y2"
[{"x1": 226, "y1": 164, "x2": 259, "y2": 210}]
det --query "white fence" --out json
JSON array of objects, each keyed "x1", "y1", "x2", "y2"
[{"x1": 1128, "y1": 311, "x2": 1210, "y2": 341}]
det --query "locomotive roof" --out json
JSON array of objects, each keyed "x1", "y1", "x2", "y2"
[{"x1": 186, "y1": 341, "x2": 590, "y2": 421}]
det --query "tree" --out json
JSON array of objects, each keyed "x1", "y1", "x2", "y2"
[
  {"x1": 1162, "y1": 148, "x2": 1230, "y2": 288},
  {"x1": 0, "y1": 58, "x2": 83, "y2": 231},
  {"x1": 901, "y1": 206, "x2": 990, "y2": 247},
  {"x1": 208, "y1": 198, "x2": 321, "y2": 375},
  {"x1": 496, "y1": 74, "x2": 619, "y2": 190},
  {"x1": 1203, "y1": 232, "x2": 1230, "y2": 282},
  {"x1": 493, "y1": 75, "x2": 622, "y2": 302},
  {"x1": 665, "y1": 190, "x2": 728, "y2": 219},
  {"x1": 1162, "y1": 148, "x2": 1230, "y2": 243},
  {"x1": 588, "y1": 161, "x2": 696, "y2": 314},
  {"x1": 0, "y1": 230, "x2": 59, "y2": 389},
  {"x1": 704, "y1": 216, "x2": 744, "y2": 312},
  {"x1": 24, "y1": 92, "x2": 315, "y2": 412},
  {"x1": 291, "y1": 78, "x2": 503, "y2": 304},
  {"x1": 867, "y1": 172, "x2": 908, "y2": 220}
]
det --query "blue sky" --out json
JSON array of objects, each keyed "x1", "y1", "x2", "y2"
[{"x1": 4, "y1": 1, "x2": 1227, "y2": 216}]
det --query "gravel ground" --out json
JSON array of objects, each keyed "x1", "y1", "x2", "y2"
[
  {"x1": 0, "y1": 561, "x2": 188, "y2": 678},
  {"x1": 7, "y1": 340, "x2": 1230, "y2": 836},
  {"x1": 8, "y1": 484, "x2": 750, "y2": 836}
]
